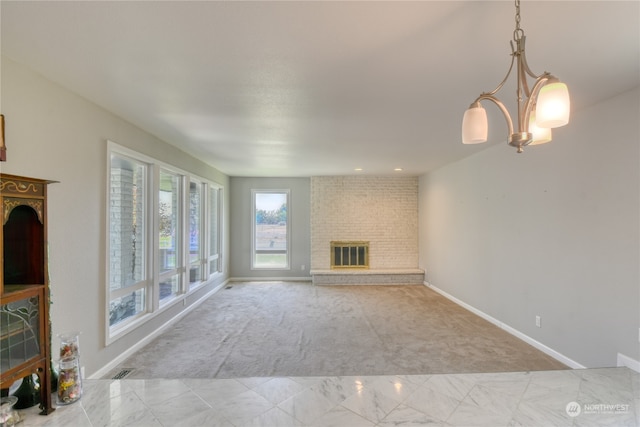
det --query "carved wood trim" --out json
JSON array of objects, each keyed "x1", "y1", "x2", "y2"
[{"x1": 3, "y1": 198, "x2": 44, "y2": 225}]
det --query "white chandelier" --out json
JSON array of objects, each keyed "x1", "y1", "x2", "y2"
[{"x1": 461, "y1": 0, "x2": 570, "y2": 153}]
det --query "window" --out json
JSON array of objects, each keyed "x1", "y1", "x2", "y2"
[
  {"x1": 158, "y1": 169, "x2": 182, "y2": 304},
  {"x1": 188, "y1": 179, "x2": 204, "y2": 288},
  {"x1": 252, "y1": 190, "x2": 289, "y2": 269},
  {"x1": 108, "y1": 153, "x2": 149, "y2": 327},
  {"x1": 208, "y1": 186, "x2": 222, "y2": 276},
  {"x1": 107, "y1": 142, "x2": 224, "y2": 341}
]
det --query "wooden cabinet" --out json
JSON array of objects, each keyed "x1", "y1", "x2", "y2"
[{"x1": 0, "y1": 174, "x2": 54, "y2": 414}]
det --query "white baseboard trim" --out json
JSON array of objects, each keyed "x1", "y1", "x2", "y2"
[
  {"x1": 617, "y1": 353, "x2": 640, "y2": 373},
  {"x1": 90, "y1": 280, "x2": 229, "y2": 380},
  {"x1": 229, "y1": 276, "x2": 312, "y2": 282},
  {"x1": 424, "y1": 281, "x2": 586, "y2": 370}
]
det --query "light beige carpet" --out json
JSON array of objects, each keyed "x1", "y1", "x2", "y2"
[{"x1": 110, "y1": 282, "x2": 567, "y2": 379}]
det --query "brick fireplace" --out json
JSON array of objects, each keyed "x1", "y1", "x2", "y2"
[{"x1": 310, "y1": 176, "x2": 424, "y2": 285}]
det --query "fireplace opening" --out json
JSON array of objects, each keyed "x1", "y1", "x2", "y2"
[{"x1": 331, "y1": 241, "x2": 369, "y2": 269}]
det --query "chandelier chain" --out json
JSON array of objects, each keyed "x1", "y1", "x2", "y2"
[{"x1": 514, "y1": 0, "x2": 524, "y2": 41}]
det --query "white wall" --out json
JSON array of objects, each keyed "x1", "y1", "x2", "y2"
[
  {"x1": 419, "y1": 87, "x2": 640, "y2": 368},
  {"x1": 1, "y1": 56, "x2": 230, "y2": 377}
]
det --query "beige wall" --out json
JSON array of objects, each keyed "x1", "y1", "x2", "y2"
[
  {"x1": 311, "y1": 176, "x2": 418, "y2": 270},
  {"x1": 1, "y1": 56, "x2": 230, "y2": 377},
  {"x1": 419, "y1": 87, "x2": 640, "y2": 368}
]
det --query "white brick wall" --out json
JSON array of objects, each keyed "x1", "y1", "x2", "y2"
[{"x1": 310, "y1": 176, "x2": 419, "y2": 270}]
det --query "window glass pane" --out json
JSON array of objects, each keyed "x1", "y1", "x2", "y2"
[
  {"x1": 109, "y1": 289, "x2": 145, "y2": 327},
  {"x1": 159, "y1": 275, "x2": 180, "y2": 303},
  {"x1": 189, "y1": 180, "x2": 202, "y2": 285},
  {"x1": 209, "y1": 259, "x2": 218, "y2": 275},
  {"x1": 208, "y1": 186, "x2": 220, "y2": 276},
  {"x1": 254, "y1": 191, "x2": 288, "y2": 269},
  {"x1": 109, "y1": 153, "x2": 147, "y2": 328},
  {"x1": 109, "y1": 154, "x2": 146, "y2": 290},
  {"x1": 159, "y1": 170, "x2": 180, "y2": 275},
  {"x1": 209, "y1": 188, "x2": 219, "y2": 257}
]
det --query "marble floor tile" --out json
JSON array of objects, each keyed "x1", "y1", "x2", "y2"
[
  {"x1": 310, "y1": 405, "x2": 375, "y2": 427},
  {"x1": 464, "y1": 383, "x2": 523, "y2": 416},
  {"x1": 83, "y1": 390, "x2": 150, "y2": 426},
  {"x1": 243, "y1": 407, "x2": 304, "y2": 427},
  {"x1": 421, "y1": 374, "x2": 477, "y2": 401},
  {"x1": 101, "y1": 408, "x2": 162, "y2": 427},
  {"x1": 209, "y1": 389, "x2": 274, "y2": 424},
  {"x1": 236, "y1": 377, "x2": 272, "y2": 389},
  {"x1": 13, "y1": 367, "x2": 639, "y2": 427},
  {"x1": 125, "y1": 378, "x2": 192, "y2": 406},
  {"x1": 145, "y1": 389, "x2": 212, "y2": 426},
  {"x1": 172, "y1": 407, "x2": 234, "y2": 427},
  {"x1": 19, "y1": 402, "x2": 92, "y2": 427},
  {"x1": 340, "y1": 383, "x2": 403, "y2": 423},
  {"x1": 518, "y1": 382, "x2": 581, "y2": 420},
  {"x1": 278, "y1": 386, "x2": 337, "y2": 424},
  {"x1": 578, "y1": 369, "x2": 635, "y2": 404},
  {"x1": 378, "y1": 404, "x2": 450, "y2": 426},
  {"x1": 446, "y1": 400, "x2": 513, "y2": 427},
  {"x1": 510, "y1": 398, "x2": 576, "y2": 426},
  {"x1": 308, "y1": 376, "x2": 374, "y2": 405},
  {"x1": 184, "y1": 378, "x2": 251, "y2": 405},
  {"x1": 403, "y1": 381, "x2": 462, "y2": 422},
  {"x1": 252, "y1": 377, "x2": 306, "y2": 405},
  {"x1": 368, "y1": 375, "x2": 423, "y2": 403}
]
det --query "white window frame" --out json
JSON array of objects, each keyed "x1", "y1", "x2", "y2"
[
  {"x1": 187, "y1": 178, "x2": 205, "y2": 289},
  {"x1": 106, "y1": 147, "x2": 154, "y2": 338},
  {"x1": 156, "y1": 167, "x2": 184, "y2": 309},
  {"x1": 207, "y1": 185, "x2": 223, "y2": 277},
  {"x1": 106, "y1": 141, "x2": 224, "y2": 344}
]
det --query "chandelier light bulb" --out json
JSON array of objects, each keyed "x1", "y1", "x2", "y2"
[
  {"x1": 528, "y1": 111, "x2": 552, "y2": 145},
  {"x1": 535, "y1": 81, "x2": 570, "y2": 128},
  {"x1": 462, "y1": 105, "x2": 488, "y2": 144}
]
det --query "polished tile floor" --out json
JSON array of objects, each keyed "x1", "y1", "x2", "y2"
[{"x1": 16, "y1": 367, "x2": 639, "y2": 426}]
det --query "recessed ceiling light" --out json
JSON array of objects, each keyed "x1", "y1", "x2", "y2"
[
  {"x1": 354, "y1": 168, "x2": 363, "y2": 171},
  {"x1": 394, "y1": 168, "x2": 403, "y2": 172}
]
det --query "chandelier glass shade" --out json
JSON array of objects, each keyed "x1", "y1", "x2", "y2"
[{"x1": 461, "y1": 0, "x2": 570, "y2": 152}]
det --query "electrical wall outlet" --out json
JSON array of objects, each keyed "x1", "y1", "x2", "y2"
[
  {"x1": 535, "y1": 315, "x2": 541, "y2": 328},
  {"x1": 301, "y1": 264, "x2": 305, "y2": 271}
]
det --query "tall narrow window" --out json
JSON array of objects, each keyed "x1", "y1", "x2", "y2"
[
  {"x1": 189, "y1": 179, "x2": 204, "y2": 287},
  {"x1": 158, "y1": 169, "x2": 182, "y2": 303},
  {"x1": 208, "y1": 186, "x2": 221, "y2": 276},
  {"x1": 252, "y1": 190, "x2": 289, "y2": 269},
  {"x1": 109, "y1": 154, "x2": 148, "y2": 327}
]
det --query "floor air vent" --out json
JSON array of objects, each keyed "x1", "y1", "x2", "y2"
[{"x1": 112, "y1": 369, "x2": 134, "y2": 379}]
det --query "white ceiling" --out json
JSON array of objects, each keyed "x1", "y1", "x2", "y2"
[{"x1": 1, "y1": 1, "x2": 638, "y2": 177}]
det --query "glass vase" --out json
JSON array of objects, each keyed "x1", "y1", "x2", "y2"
[
  {"x1": 58, "y1": 332, "x2": 80, "y2": 359},
  {"x1": 57, "y1": 357, "x2": 82, "y2": 405}
]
